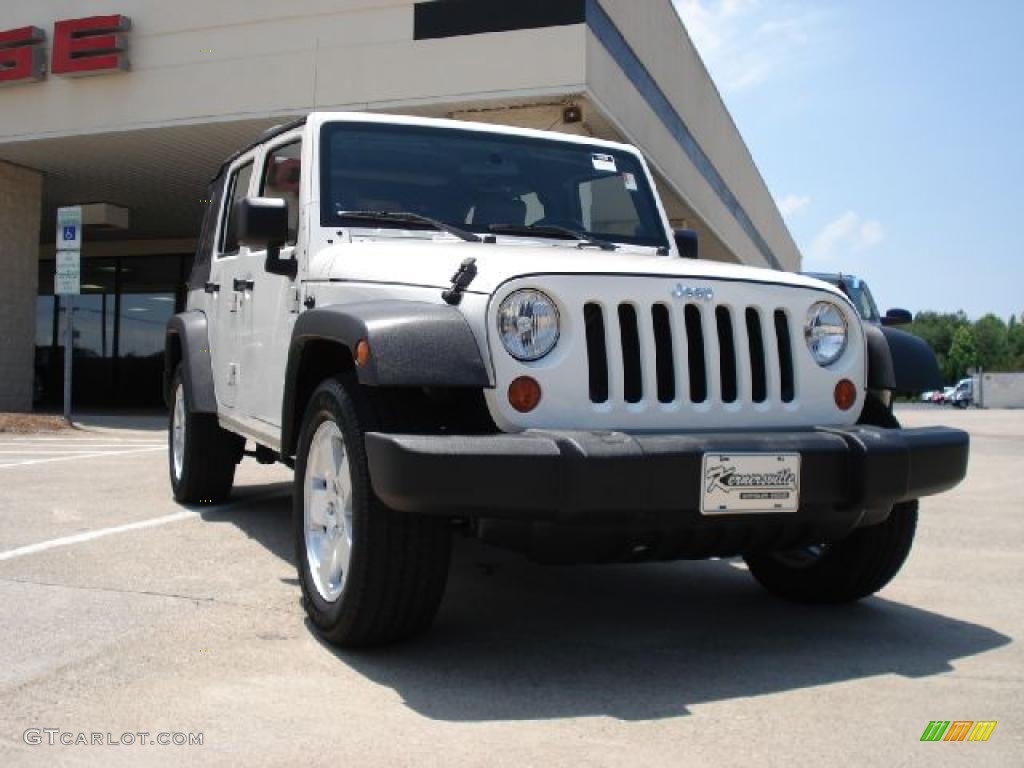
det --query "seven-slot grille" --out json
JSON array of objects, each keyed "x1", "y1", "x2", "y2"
[{"x1": 583, "y1": 301, "x2": 796, "y2": 406}]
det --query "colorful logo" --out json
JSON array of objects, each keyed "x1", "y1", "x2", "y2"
[{"x1": 920, "y1": 721, "x2": 997, "y2": 742}]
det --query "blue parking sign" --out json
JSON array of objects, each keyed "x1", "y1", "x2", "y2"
[{"x1": 57, "y1": 206, "x2": 82, "y2": 251}]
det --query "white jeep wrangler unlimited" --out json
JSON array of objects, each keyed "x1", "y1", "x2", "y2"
[{"x1": 165, "y1": 112, "x2": 968, "y2": 647}]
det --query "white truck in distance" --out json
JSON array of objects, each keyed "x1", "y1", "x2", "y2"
[{"x1": 165, "y1": 113, "x2": 969, "y2": 647}]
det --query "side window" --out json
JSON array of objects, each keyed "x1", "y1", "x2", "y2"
[
  {"x1": 260, "y1": 141, "x2": 302, "y2": 245},
  {"x1": 219, "y1": 161, "x2": 254, "y2": 256}
]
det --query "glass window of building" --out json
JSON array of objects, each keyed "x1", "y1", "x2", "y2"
[{"x1": 34, "y1": 253, "x2": 191, "y2": 408}]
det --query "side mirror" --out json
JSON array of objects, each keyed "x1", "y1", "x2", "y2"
[
  {"x1": 881, "y1": 308, "x2": 912, "y2": 326},
  {"x1": 237, "y1": 197, "x2": 296, "y2": 278},
  {"x1": 674, "y1": 229, "x2": 699, "y2": 259}
]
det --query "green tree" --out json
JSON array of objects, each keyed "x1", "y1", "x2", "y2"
[
  {"x1": 972, "y1": 314, "x2": 1010, "y2": 370},
  {"x1": 947, "y1": 326, "x2": 978, "y2": 380},
  {"x1": 904, "y1": 310, "x2": 970, "y2": 380},
  {"x1": 1008, "y1": 315, "x2": 1024, "y2": 370}
]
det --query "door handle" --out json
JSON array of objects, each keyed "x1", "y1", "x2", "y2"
[
  {"x1": 204, "y1": 282, "x2": 220, "y2": 294},
  {"x1": 233, "y1": 278, "x2": 255, "y2": 292}
]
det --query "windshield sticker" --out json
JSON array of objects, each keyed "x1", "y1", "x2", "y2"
[
  {"x1": 592, "y1": 153, "x2": 617, "y2": 173},
  {"x1": 623, "y1": 172, "x2": 638, "y2": 191}
]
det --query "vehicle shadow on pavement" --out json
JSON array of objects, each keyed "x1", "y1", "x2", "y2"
[
  {"x1": 201, "y1": 492, "x2": 1010, "y2": 723},
  {"x1": 196, "y1": 482, "x2": 295, "y2": 565},
  {"x1": 320, "y1": 535, "x2": 1010, "y2": 722}
]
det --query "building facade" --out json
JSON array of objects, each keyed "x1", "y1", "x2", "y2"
[{"x1": 0, "y1": 0, "x2": 801, "y2": 410}]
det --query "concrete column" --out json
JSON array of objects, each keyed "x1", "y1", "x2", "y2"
[{"x1": 0, "y1": 161, "x2": 43, "y2": 412}]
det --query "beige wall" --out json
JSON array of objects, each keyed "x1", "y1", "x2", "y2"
[
  {"x1": 592, "y1": 0, "x2": 801, "y2": 271},
  {"x1": 0, "y1": 1, "x2": 585, "y2": 143},
  {"x1": 0, "y1": 162, "x2": 43, "y2": 412},
  {"x1": 0, "y1": 0, "x2": 800, "y2": 273},
  {"x1": 975, "y1": 373, "x2": 1024, "y2": 409}
]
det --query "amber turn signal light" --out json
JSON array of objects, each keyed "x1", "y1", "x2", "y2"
[
  {"x1": 834, "y1": 378, "x2": 857, "y2": 411},
  {"x1": 354, "y1": 339, "x2": 371, "y2": 367},
  {"x1": 508, "y1": 376, "x2": 542, "y2": 413}
]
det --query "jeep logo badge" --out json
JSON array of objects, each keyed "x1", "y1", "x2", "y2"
[{"x1": 671, "y1": 283, "x2": 714, "y2": 301}]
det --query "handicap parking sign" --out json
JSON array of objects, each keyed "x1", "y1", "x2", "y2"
[{"x1": 56, "y1": 206, "x2": 83, "y2": 251}]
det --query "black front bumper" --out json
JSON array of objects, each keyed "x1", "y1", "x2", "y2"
[{"x1": 365, "y1": 426, "x2": 968, "y2": 532}]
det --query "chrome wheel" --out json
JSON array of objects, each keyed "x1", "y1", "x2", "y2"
[
  {"x1": 171, "y1": 383, "x2": 186, "y2": 482},
  {"x1": 303, "y1": 420, "x2": 354, "y2": 602}
]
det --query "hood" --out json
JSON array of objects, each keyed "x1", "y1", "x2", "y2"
[{"x1": 309, "y1": 238, "x2": 843, "y2": 297}]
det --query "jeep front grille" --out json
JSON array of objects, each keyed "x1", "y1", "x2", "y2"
[{"x1": 583, "y1": 301, "x2": 796, "y2": 407}]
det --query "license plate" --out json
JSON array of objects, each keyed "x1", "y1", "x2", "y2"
[{"x1": 700, "y1": 453, "x2": 801, "y2": 515}]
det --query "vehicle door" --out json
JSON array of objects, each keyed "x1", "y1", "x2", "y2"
[
  {"x1": 207, "y1": 155, "x2": 257, "y2": 410},
  {"x1": 238, "y1": 135, "x2": 304, "y2": 429}
]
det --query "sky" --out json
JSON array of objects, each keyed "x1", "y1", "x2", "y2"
[{"x1": 673, "y1": 0, "x2": 1024, "y2": 321}]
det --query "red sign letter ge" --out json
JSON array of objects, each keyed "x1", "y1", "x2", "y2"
[{"x1": 51, "y1": 15, "x2": 131, "y2": 76}]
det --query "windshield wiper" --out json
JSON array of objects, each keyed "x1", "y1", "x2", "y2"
[
  {"x1": 487, "y1": 223, "x2": 617, "y2": 251},
  {"x1": 337, "y1": 210, "x2": 482, "y2": 243}
]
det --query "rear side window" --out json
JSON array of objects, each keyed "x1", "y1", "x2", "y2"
[
  {"x1": 219, "y1": 161, "x2": 253, "y2": 255},
  {"x1": 260, "y1": 141, "x2": 302, "y2": 245},
  {"x1": 188, "y1": 174, "x2": 227, "y2": 287}
]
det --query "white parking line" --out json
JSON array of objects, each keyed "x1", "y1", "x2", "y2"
[
  {"x1": 0, "y1": 511, "x2": 199, "y2": 562},
  {"x1": 0, "y1": 489, "x2": 290, "y2": 562},
  {"x1": 0, "y1": 446, "x2": 166, "y2": 470},
  {"x1": 0, "y1": 442, "x2": 162, "y2": 448},
  {"x1": 0, "y1": 447, "x2": 163, "y2": 453}
]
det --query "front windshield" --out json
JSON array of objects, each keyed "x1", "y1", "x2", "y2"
[{"x1": 320, "y1": 122, "x2": 670, "y2": 249}]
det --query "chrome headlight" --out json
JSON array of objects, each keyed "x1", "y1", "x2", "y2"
[
  {"x1": 804, "y1": 301, "x2": 848, "y2": 366},
  {"x1": 497, "y1": 289, "x2": 560, "y2": 361}
]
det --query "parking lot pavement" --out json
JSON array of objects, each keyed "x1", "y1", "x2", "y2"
[
  {"x1": 0, "y1": 434, "x2": 164, "y2": 469},
  {"x1": 0, "y1": 432, "x2": 165, "y2": 553},
  {"x1": 0, "y1": 407, "x2": 1021, "y2": 767}
]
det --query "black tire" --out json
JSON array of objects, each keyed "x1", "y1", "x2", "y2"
[
  {"x1": 293, "y1": 374, "x2": 451, "y2": 648},
  {"x1": 744, "y1": 500, "x2": 919, "y2": 603},
  {"x1": 744, "y1": 394, "x2": 918, "y2": 603},
  {"x1": 168, "y1": 365, "x2": 243, "y2": 504}
]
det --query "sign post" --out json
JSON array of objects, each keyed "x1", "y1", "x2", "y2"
[{"x1": 55, "y1": 206, "x2": 82, "y2": 423}]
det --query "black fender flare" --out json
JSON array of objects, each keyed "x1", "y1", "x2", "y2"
[
  {"x1": 864, "y1": 324, "x2": 943, "y2": 394},
  {"x1": 281, "y1": 301, "x2": 491, "y2": 456},
  {"x1": 164, "y1": 311, "x2": 218, "y2": 413}
]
